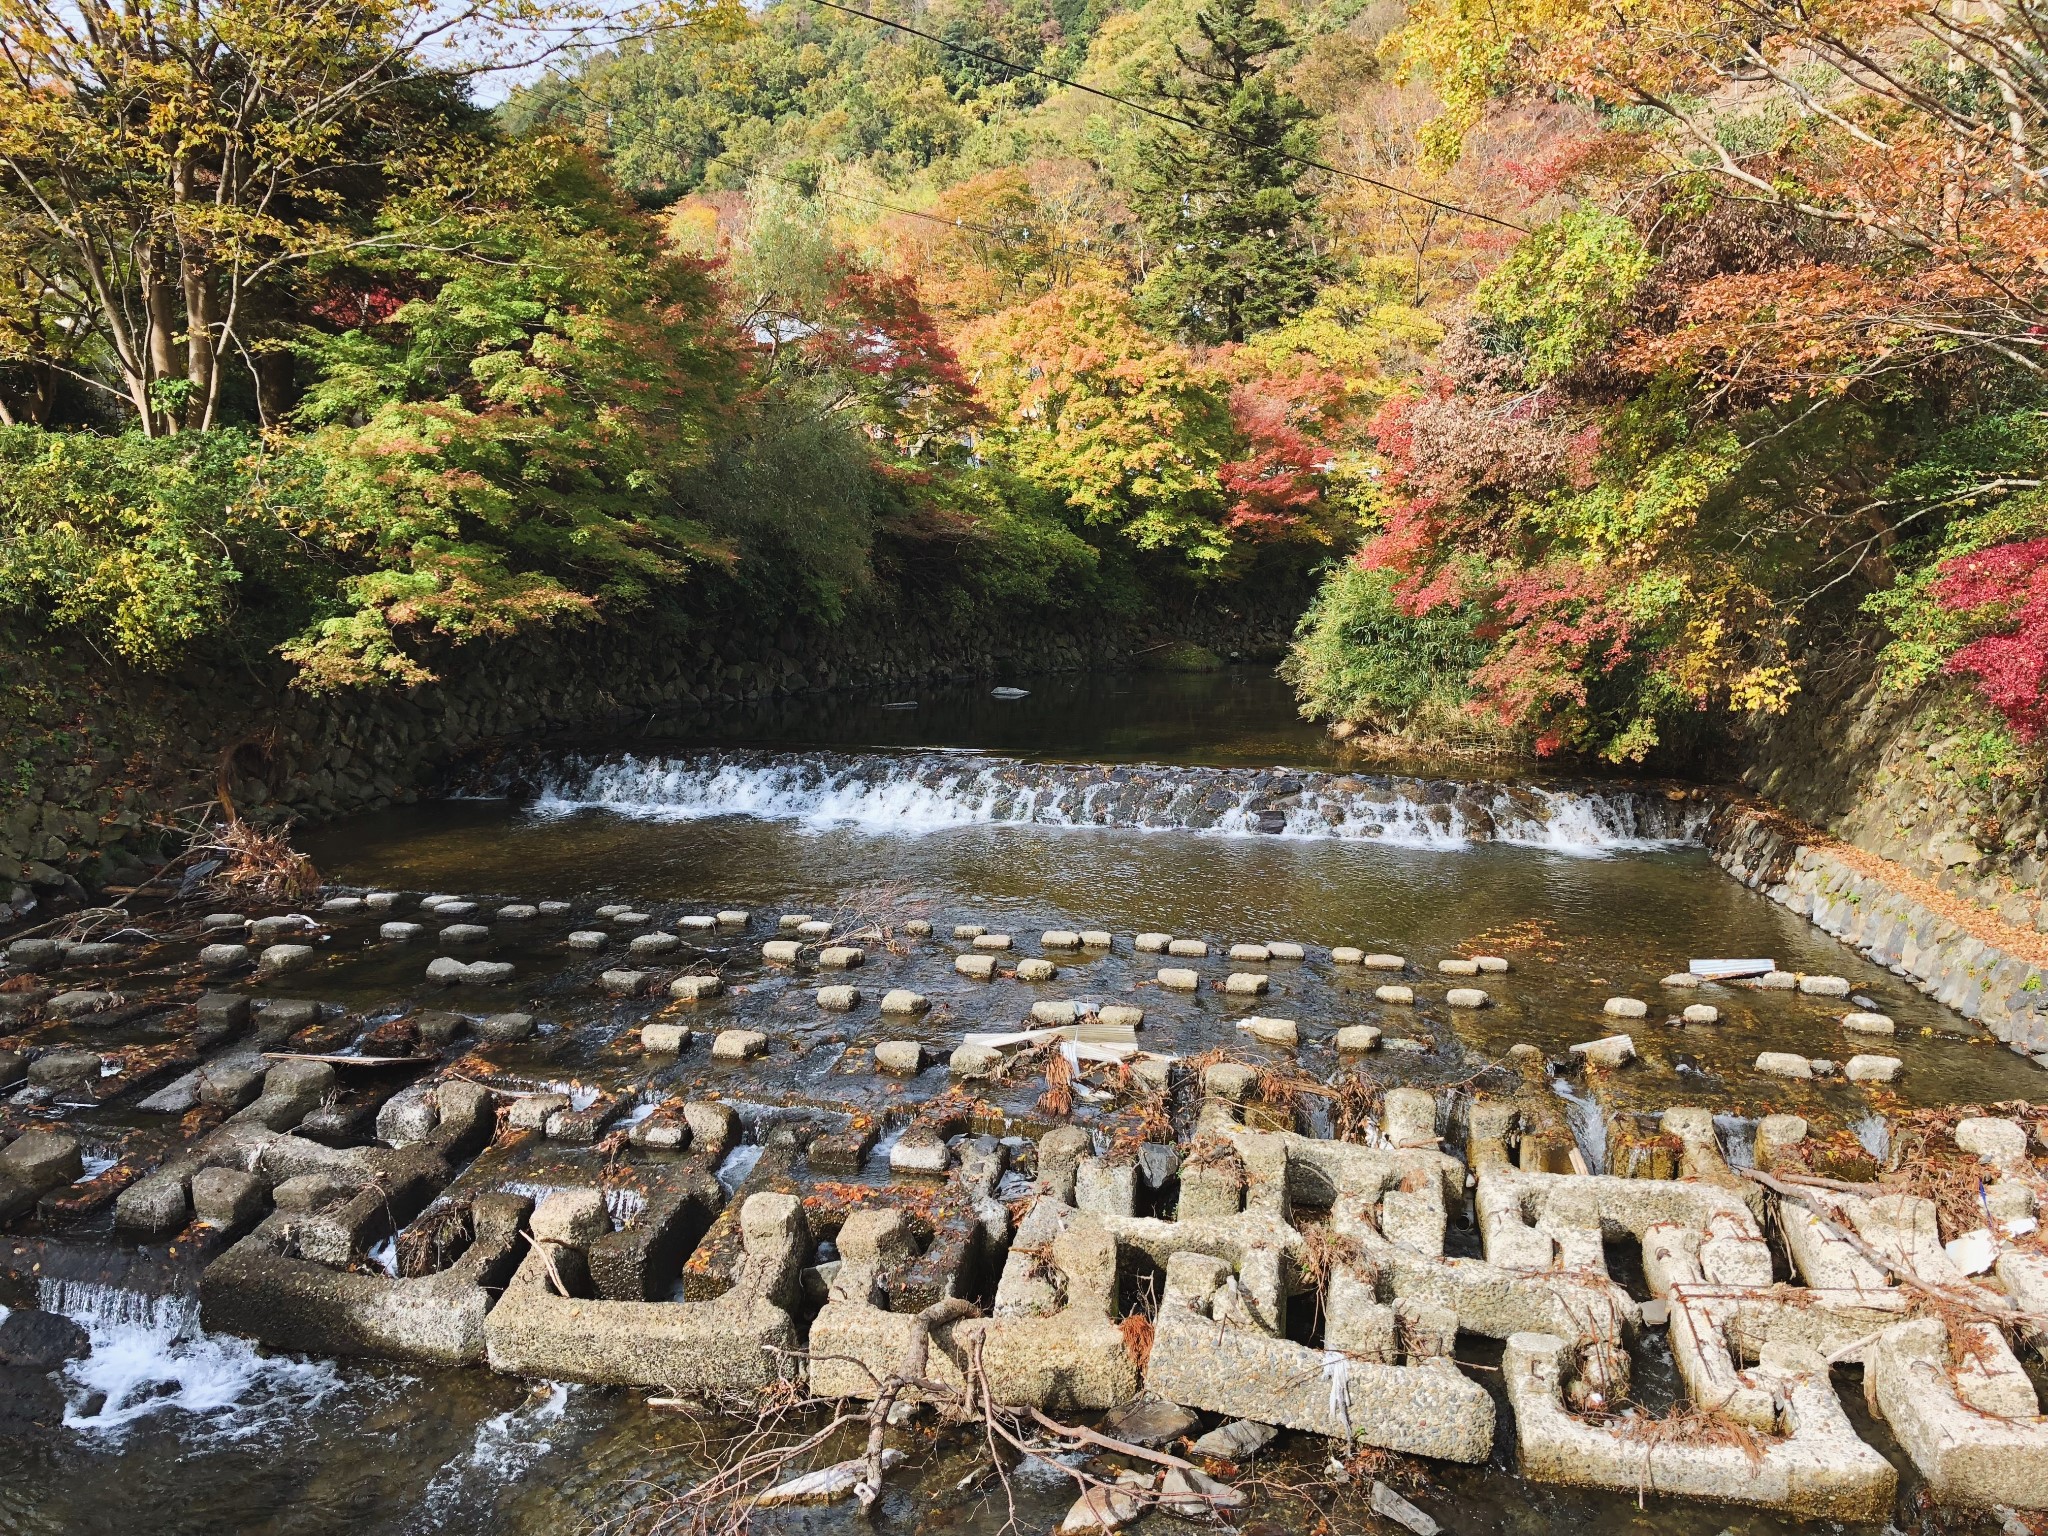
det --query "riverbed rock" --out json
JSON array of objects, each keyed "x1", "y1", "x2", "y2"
[
  {"x1": 1755, "y1": 1051, "x2": 1814, "y2": 1079},
  {"x1": 874, "y1": 1041, "x2": 926, "y2": 1075},
  {"x1": 713, "y1": 1029, "x2": 767, "y2": 1061},
  {"x1": 26, "y1": 1050, "x2": 97, "y2": 1090},
  {"x1": 891, "y1": 1128, "x2": 950, "y2": 1173},
  {"x1": 1058, "y1": 1483, "x2": 1148, "y2": 1533},
  {"x1": 1191, "y1": 1419, "x2": 1276, "y2": 1459},
  {"x1": 509, "y1": 1093, "x2": 570, "y2": 1131},
  {"x1": 0, "y1": 1309, "x2": 88, "y2": 1371},
  {"x1": 1957, "y1": 1117, "x2": 2029, "y2": 1166},
  {"x1": 956, "y1": 955, "x2": 996, "y2": 980},
  {"x1": 1376, "y1": 985, "x2": 1415, "y2": 1004},
  {"x1": 1445, "y1": 987, "x2": 1489, "y2": 1008},
  {"x1": 1223, "y1": 972, "x2": 1268, "y2": 995},
  {"x1": 1604, "y1": 997, "x2": 1648, "y2": 1018},
  {"x1": 48, "y1": 988, "x2": 122, "y2": 1019},
  {"x1": 1336, "y1": 1025, "x2": 1382, "y2": 1052},
  {"x1": 1158, "y1": 968, "x2": 1199, "y2": 991},
  {"x1": 1842, "y1": 1011, "x2": 1895, "y2": 1035}
]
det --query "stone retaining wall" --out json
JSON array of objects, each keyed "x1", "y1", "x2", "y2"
[{"x1": 1707, "y1": 802, "x2": 2048, "y2": 1058}]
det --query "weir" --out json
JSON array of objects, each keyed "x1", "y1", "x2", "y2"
[{"x1": 4, "y1": 725, "x2": 2048, "y2": 1533}]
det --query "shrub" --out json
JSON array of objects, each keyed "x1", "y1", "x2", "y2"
[{"x1": 1281, "y1": 561, "x2": 1489, "y2": 732}]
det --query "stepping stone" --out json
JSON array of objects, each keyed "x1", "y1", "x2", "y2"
[
  {"x1": 439, "y1": 924, "x2": 490, "y2": 945},
  {"x1": 716, "y1": 910, "x2": 749, "y2": 926},
  {"x1": 1755, "y1": 1051, "x2": 1813, "y2": 1079},
  {"x1": 880, "y1": 989, "x2": 929, "y2": 1015},
  {"x1": 1237, "y1": 1016, "x2": 1297, "y2": 1045},
  {"x1": 713, "y1": 1029, "x2": 767, "y2": 1061},
  {"x1": 1445, "y1": 988, "x2": 1489, "y2": 1008},
  {"x1": 1570, "y1": 1034, "x2": 1635, "y2": 1068},
  {"x1": 875, "y1": 1040, "x2": 927, "y2": 1075},
  {"x1": 1042, "y1": 931, "x2": 1082, "y2": 950},
  {"x1": 320, "y1": 896, "x2": 364, "y2": 915},
  {"x1": 972, "y1": 933, "x2": 1013, "y2": 951},
  {"x1": 1604, "y1": 997, "x2": 1647, "y2": 1018},
  {"x1": 1080, "y1": 931, "x2": 1114, "y2": 948},
  {"x1": 537, "y1": 901, "x2": 572, "y2": 915},
  {"x1": 950, "y1": 1043, "x2": 1002, "y2": 1076},
  {"x1": 952, "y1": 924, "x2": 985, "y2": 940},
  {"x1": 1157, "y1": 968, "x2": 1199, "y2": 991},
  {"x1": 566, "y1": 931, "x2": 608, "y2": 951},
  {"x1": 1474, "y1": 956, "x2": 1509, "y2": 973},
  {"x1": 1439, "y1": 959, "x2": 1479, "y2": 976},
  {"x1": 1682, "y1": 1004, "x2": 1719, "y2": 1024},
  {"x1": 1134, "y1": 933, "x2": 1171, "y2": 953},
  {"x1": 1098, "y1": 1005, "x2": 1144, "y2": 1029},
  {"x1": 1167, "y1": 939, "x2": 1208, "y2": 958},
  {"x1": 599, "y1": 969, "x2": 651, "y2": 995},
  {"x1": 1267, "y1": 942, "x2": 1305, "y2": 960},
  {"x1": 1845, "y1": 1054, "x2": 1901, "y2": 1083},
  {"x1": 478, "y1": 1012, "x2": 537, "y2": 1041},
  {"x1": 1376, "y1": 985, "x2": 1414, "y2": 1005},
  {"x1": 1843, "y1": 1011, "x2": 1895, "y2": 1034},
  {"x1": 1331, "y1": 947, "x2": 1364, "y2": 965},
  {"x1": 903, "y1": 920, "x2": 933, "y2": 937},
  {"x1": 1337, "y1": 1025, "x2": 1382, "y2": 1052},
  {"x1": 956, "y1": 955, "x2": 996, "y2": 980},
  {"x1": 1229, "y1": 944, "x2": 1270, "y2": 963},
  {"x1": 1361, "y1": 954, "x2": 1405, "y2": 970},
  {"x1": 198, "y1": 943, "x2": 250, "y2": 971},
  {"x1": 762, "y1": 940, "x2": 802, "y2": 964},
  {"x1": 669, "y1": 975, "x2": 722, "y2": 1001},
  {"x1": 496, "y1": 905, "x2": 537, "y2": 921},
  {"x1": 679, "y1": 915, "x2": 716, "y2": 931},
  {"x1": 1016, "y1": 958, "x2": 1056, "y2": 981},
  {"x1": 380, "y1": 922, "x2": 424, "y2": 941},
  {"x1": 629, "y1": 932, "x2": 681, "y2": 958},
  {"x1": 1799, "y1": 975, "x2": 1850, "y2": 996},
  {"x1": 816, "y1": 985, "x2": 861, "y2": 1012},
  {"x1": 1661, "y1": 972, "x2": 1702, "y2": 988},
  {"x1": 642, "y1": 1023, "x2": 691, "y2": 1053},
  {"x1": 818, "y1": 946, "x2": 864, "y2": 969},
  {"x1": 258, "y1": 944, "x2": 314, "y2": 976}
]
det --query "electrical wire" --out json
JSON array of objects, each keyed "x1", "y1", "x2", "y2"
[{"x1": 804, "y1": 0, "x2": 1529, "y2": 232}]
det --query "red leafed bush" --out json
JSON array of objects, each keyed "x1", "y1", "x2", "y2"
[
  {"x1": 1934, "y1": 538, "x2": 2048, "y2": 741},
  {"x1": 1216, "y1": 367, "x2": 1347, "y2": 538},
  {"x1": 1467, "y1": 560, "x2": 1637, "y2": 754}
]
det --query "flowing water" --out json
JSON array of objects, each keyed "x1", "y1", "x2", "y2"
[{"x1": 2, "y1": 668, "x2": 2037, "y2": 1534}]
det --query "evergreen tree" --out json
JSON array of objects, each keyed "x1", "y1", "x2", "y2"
[{"x1": 1135, "y1": 0, "x2": 1327, "y2": 345}]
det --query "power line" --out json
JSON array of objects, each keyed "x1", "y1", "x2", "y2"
[{"x1": 804, "y1": 0, "x2": 1529, "y2": 233}]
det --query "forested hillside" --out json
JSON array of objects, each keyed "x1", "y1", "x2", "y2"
[{"x1": 5, "y1": 0, "x2": 2047, "y2": 785}]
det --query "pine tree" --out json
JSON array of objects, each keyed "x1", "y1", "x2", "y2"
[{"x1": 1135, "y1": 0, "x2": 1327, "y2": 345}]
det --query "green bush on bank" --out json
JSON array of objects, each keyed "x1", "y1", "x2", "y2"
[{"x1": 1281, "y1": 561, "x2": 1489, "y2": 735}]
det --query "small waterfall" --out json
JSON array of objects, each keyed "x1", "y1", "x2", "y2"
[
  {"x1": 523, "y1": 749, "x2": 1707, "y2": 855},
  {"x1": 1552, "y1": 1080, "x2": 1610, "y2": 1174},
  {"x1": 1852, "y1": 1113, "x2": 1891, "y2": 1165},
  {"x1": 1713, "y1": 1113, "x2": 1757, "y2": 1169},
  {"x1": 38, "y1": 1279, "x2": 342, "y2": 1439}
]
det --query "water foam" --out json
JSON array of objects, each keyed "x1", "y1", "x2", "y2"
[
  {"x1": 412, "y1": 1382, "x2": 575, "y2": 1530},
  {"x1": 528, "y1": 750, "x2": 1704, "y2": 855},
  {"x1": 40, "y1": 1278, "x2": 344, "y2": 1441}
]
